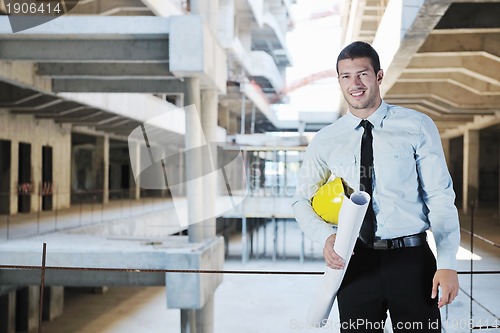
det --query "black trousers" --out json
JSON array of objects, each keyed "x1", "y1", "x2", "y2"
[{"x1": 337, "y1": 239, "x2": 441, "y2": 332}]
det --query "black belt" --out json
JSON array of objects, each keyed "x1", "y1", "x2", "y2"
[{"x1": 360, "y1": 232, "x2": 427, "y2": 250}]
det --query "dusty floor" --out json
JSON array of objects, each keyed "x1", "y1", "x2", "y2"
[{"x1": 38, "y1": 214, "x2": 500, "y2": 333}]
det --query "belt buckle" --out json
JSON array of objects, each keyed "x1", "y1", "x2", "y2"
[{"x1": 373, "y1": 240, "x2": 392, "y2": 250}]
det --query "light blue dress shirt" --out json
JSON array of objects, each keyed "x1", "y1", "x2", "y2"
[{"x1": 292, "y1": 101, "x2": 460, "y2": 270}]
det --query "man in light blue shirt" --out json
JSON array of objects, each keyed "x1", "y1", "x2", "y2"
[{"x1": 293, "y1": 41, "x2": 460, "y2": 332}]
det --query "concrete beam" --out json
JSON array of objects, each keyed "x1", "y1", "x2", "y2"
[
  {"x1": 52, "y1": 78, "x2": 184, "y2": 93},
  {"x1": 387, "y1": 82, "x2": 500, "y2": 107},
  {"x1": 0, "y1": 39, "x2": 168, "y2": 62},
  {"x1": 69, "y1": 0, "x2": 148, "y2": 15},
  {"x1": 248, "y1": 51, "x2": 284, "y2": 92},
  {"x1": 0, "y1": 61, "x2": 52, "y2": 93},
  {"x1": 166, "y1": 237, "x2": 224, "y2": 310},
  {"x1": 408, "y1": 52, "x2": 500, "y2": 86},
  {"x1": 1, "y1": 93, "x2": 59, "y2": 109},
  {"x1": 57, "y1": 93, "x2": 185, "y2": 135},
  {"x1": 0, "y1": 235, "x2": 224, "y2": 310},
  {"x1": 374, "y1": 0, "x2": 454, "y2": 96},
  {"x1": 37, "y1": 63, "x2": 173, "y2": 78},
  {"x1": 419, "y1": 30, "x2": 500, "y2": 58},
  {"x1": 435, "y1": 2, "x2": 500, "y2": 29},
  {"x1": 169, "y1": 15, "x2": 227, "y2": 93},
  {"x1": 53, "y1": 112, "x2": 118, "y2": 125},
  {"x1": 400, "y1": 71, "x2": 500, "y2": 96},
  {"x1": 441, "y1": 112, "x2": 500, "y2": 139},
  {"x1": 0, "y1": 16, "x2": 170, "y2": 38},
  {"x1": 344, "y1": 0, "x2": 367, "y2": 44},
  {"x1": 139, "y1": 0, "x2": 184, "y2": 16},
  {"x1": 10, "y1": 102, "x2": 85, "y2": 115},
  {"x1": 0, "y1": 268, "x2": 165, "y2": 287},
  {"x1": 0, "y1": 15, "x2": 227, "y2": 94},
  {"x1": 382, "y1": 98, "x2": 475, "y2": 116}
]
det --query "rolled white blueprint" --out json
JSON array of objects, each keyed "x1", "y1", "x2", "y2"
[{"x1": 306, "y1": 191, "x2": 370, "y2": 327}]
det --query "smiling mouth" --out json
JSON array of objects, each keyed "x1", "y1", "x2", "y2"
[{"x1": 350, "y1": 91, "x2": 364, "y2": 97}]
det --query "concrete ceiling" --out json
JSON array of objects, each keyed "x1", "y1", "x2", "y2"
[
  {"x1": 0, "y1": 0, "x2": 171, "y2": 137},
  {"x1": 0, "y1": 0, "x2": 288, "y2": 135},
  {"x1": 343, "y1": 0, "x2": 500, "y2": 138}
]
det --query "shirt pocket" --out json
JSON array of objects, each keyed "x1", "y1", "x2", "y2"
[
  {"x1": 327, "y1": 154, "x2": 358, "y2": 189},
  {"x1": 374, "y1": 149, "x2": 416, "y2": 184}
]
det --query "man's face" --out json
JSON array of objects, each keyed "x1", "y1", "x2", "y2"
[{"x1": 337, "y1": 57, "x2": 383, "y2": 117}]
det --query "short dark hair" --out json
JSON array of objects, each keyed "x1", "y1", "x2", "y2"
[{"x1": 336, "y1": 41, "x2": 381, "y2": 74}]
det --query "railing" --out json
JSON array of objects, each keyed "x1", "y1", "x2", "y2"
[
  {"x1": 442, "y1": 203, "x2": 500, "y2": 332},
  {"x1": 0, "y1": 187, "x2": 171, "y2": 240}
]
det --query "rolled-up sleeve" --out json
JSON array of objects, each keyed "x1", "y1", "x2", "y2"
[
  {"x1": 292, "y1": 139, "x2": 336, "y2": 246},
  {"x1": 416, "y1": 115, "x2": 460, "y2": 270}
]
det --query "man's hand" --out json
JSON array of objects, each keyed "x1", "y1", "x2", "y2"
[
  {"x1": 431, "y1": 269, "x2": 459, "y2": 308},
  {"x1": 323, "y1": 234, "x2": 345, "y2": 269}
]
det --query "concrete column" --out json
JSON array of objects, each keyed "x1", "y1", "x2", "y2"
[
  {"x1": 32, "y1": 141, "x2": 41, "y2": 212},
  {"x1": 218, "y1": 0, "x2": 235, "y2": 47},
  {"x1": 190, "y1": 0, "x2": 219, "y2": 35},
  {"x1": 218, "y1": 104, "x2": 228, "y2": 130},
  {"x1": 179, "y1": 147, "x2": 185, "y2": 196},
  {"x1": 201, "y1": 89, "x2": 218, "y2": 239},
  {"x1": 463, "y1": 129, "x2": 479, "y2": 213},
  {"x1": 180, "y1": 296, "x2": 215, "y2": 333},
  {"x1": 10, "y1": 141, "x2": 18, "y2": 214},
  {"x1": 42, "y1": 286, "x2": 64, "y2": 321},
  {"x1": 441, "y1": 138, "x2": 451, "y2": 168},
  {"x1": 195, "y1": 295, "x2": 214, "y2": 333},
  {"x1": 185, "y1": 77, "x2": 204, "y2": 243},
  {"x1": 95, "y1": 135, "x2": 110, "y2": 204},
  {"x1": 131, "y1": 141, "x2": 141, "y2": 200},
  {"x1": 182, "y1": 80, "x2": 217, "y2": 333},
  {"x1": 250, "y1": 104, "x2": 256, "y2": 134},
  {"x1": 229, "y1": 115, "x2": 238, "y2": 135},
  {"x1": 103, "y1": 136, "x2": 110, "y2": 203},
  {"x1": 181, "y1": 310, "x2": 196, "y2": 333},
  {"x1": 240, "y1": 94, "x2": 246, "y2": 134},
  {"x1": 0, "y1": 291, "x2": 16, "y2": 333},
  {"x1": 15, "y1": 286, "x2": 39, "y2": 333},
  {"x1": 237, "y1": 25, "x2": 252, "y2": 52}
]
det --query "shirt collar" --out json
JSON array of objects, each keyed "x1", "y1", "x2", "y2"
[
  {"x1": 367, "y1": 100, "x2": 388, "y2": 128},
  {"x1": 345, "y1": 100, "x2": 389, "y2": 129}
]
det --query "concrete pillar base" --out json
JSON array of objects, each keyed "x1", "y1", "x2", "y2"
[
  {"x1": 180, "y1": 296, "x2": 214, "y2": 333},
  {"x1": 42, "y1": 286, "x2": 64, "y2": 321},
  {"x1": 0, "y1": 291, "x2": 16, "y2": 333},
  {"x1": 92, "y1": 286, "x2": 108, "y2": 294},
  {"x1": 15, "y1": 286, "x2": 40, "y2": 333}
]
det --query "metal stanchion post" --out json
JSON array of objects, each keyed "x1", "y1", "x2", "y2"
[
  {"x1": 470, "y1": 200, "x2": 474, "y2": 333},
  {"x1": 6, "y1": 210, "x2": 10, "y2": 240},
  {"x1": 54, "y1": 185, "x2": 58, "y2": 230},
  {"x1": 282, "y1": 219, "x2": 286, "y2": 260},
  {"x1": 38, "y1": 243, "x2": 47, "y2": 333},
  {"x1": 37, "y1": 182, "x2": 41, "y2": 235},
  {"x1": 79, "y1": 193, "x2": 83, "y2": 226}
]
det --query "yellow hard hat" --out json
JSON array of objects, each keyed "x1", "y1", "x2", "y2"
[{"x1": 311, "y1": 177, "x2": 348, "y2": 225}]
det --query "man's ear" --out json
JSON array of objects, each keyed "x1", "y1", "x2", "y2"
[{"x1": 377, "y1": 69, "x2": 384, "y2": 82}]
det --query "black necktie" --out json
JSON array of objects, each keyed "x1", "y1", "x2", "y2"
[{"x1": 359, "y1": 120, "x2": 376, "y2": 244}]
